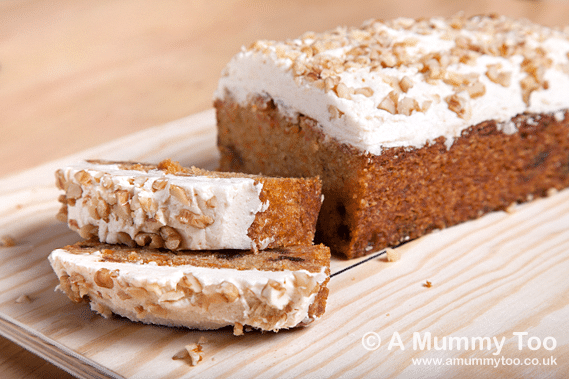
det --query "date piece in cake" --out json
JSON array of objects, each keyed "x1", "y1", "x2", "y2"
[
  {"x1": 56, "y1": 159, "x2": 322, "y2": 251},
  {"x1": 214, "y1": 14, "x2": 569, "y2": 258},
  {"x1": 49, "y1": 241, "x2": 330, "y2": 332}
]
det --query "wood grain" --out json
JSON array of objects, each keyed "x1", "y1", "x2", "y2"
[
  {"x1": 1, "y1": 110, "x2": 568, "y2": 378},
  {"x1": 1, "y1": 1, "x2": 569, "y2": 378}
]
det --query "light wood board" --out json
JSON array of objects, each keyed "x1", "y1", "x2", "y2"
[{"x1": 0, "y1": 110, "x2": 568, "y2": 378}]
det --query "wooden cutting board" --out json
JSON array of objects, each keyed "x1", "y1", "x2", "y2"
[{"x1": 1, "y1": 110, "x2": 568, "y2": 378}]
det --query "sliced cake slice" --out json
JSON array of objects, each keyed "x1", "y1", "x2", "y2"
[
  {"x1": 48, "y1": 241, "x2": 330, "y2": 332},
  {"x1": 55, "y1": 159, "x2": 322, "y2": 251}
]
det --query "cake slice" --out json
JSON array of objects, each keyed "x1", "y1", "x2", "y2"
[
  {"x1": 48, "y1": 241, "x2": 330, "y2": 332},
  {"x1": 214, "y1": 14, "x2": 569, "y2": 258},
  {"x1": 55, "y1": 159, "x2": 322, "y2": 251}
]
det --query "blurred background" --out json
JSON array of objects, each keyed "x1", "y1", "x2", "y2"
[
  {"x1": 1, "y1": 0, "x2": 568, "y2": 377},
  {"x1": 1, "y1": 0, "x2": 569, "y2": 179}
]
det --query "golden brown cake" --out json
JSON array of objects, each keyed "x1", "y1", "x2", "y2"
[
  {"x1": 56, "y1": 159, "x2": 322, "y2": 251},
  {"x1": 49, "y1": 241, "x2": 330, "y2": 332},
  {"x1": 214, "y1": 14, "x2": 569, "y2": 258}
]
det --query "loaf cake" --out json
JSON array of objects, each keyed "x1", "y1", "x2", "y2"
[
  {"x1": 214, "y1": 14, "x2": 569, "y2": 258},
  {"x1": 55, "y1": 159, "x2": 322, "y2": 251},
  {"x1": 48, "y1": 241, "x2": 330, "y2": 332}
]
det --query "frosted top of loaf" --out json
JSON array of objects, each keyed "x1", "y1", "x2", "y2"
[{"x1": 215, "y1": 14, "x2": 569, "y2": 154}]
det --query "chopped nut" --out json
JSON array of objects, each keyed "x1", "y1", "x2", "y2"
[
  {"x1": 445, "y1": 93, "x2": 470, "y2": 118},
  {"x1": 486, "y1": 64, "x2": 512, "y2": 87},
  {"x1": 74, "y1": 170, "x2": 92, "y2": 186},
  {"x1": 78, "y1": 224, "x2": 98, "y2": 239},
  {"x1": 377, "y1": 96, "x2": 396, "y2": 114},
  {"x1": 385, "y1": 248, "x2": 400, "y2": 262},
  {"x1": 335, "y1": 82, "x2": 352, "y2": 99},
  {"x1": 117, "y1": 232, "x2": 136, "y2": 247},
  {"x1": 134, "y1": 232, "x2": 164, "y2": 248},
  {"x1": 353, "y1": 87, "x2": 374, "y2": 97},
  {"x1": 139, "y1": 196, "x2": 158, "y2": 214},
  {"x1": 94, "y1": 268, "x2": 116, "y2": 289},
  {"x1": 173, "y1": 343, "x2": 204, "y2": 366},
  {"x1": 399, "y1": 76, "x2": 413, "y2": 93},
  {"x1": 397, "y1": 97, "x2": 420, "y2": 116},
  {"x1": 205, "y1": 196, "x2": 217, "y2": 209},
  {"x1": 56, "y1": 206, "x2": 68, "y2": 223},
  {"x1": 233, "y1": 323, "x2": 244, "y2": 336},
  {"x1": 219, "y1": 282, "x2": 239, "y2": 303},
  {"x1": 170, "y1": 185, "x2": 191, "y2": 206},
  {"x1": 546, "y1": 188, "x2": 558, "y2": 197},
  {"x1": 160, "y1": 226, "x2": 182, "y2": 250},
  {"x1": 466, "y1": 81, "x2": 486, "y2": 98},
  {"x1": 1, "y1": 235, "x2": 16, "y2": 247},
  {"x1": 96, "y1": 199, "x2": 110, "y2": 219},
  {"x1": 55, "y1": 170, "x2": 67, "y2": 191},
  {"x1": 423, "y1": 280, "x2": 433, "y2": 288},
  {"x1": 15, "y1": 294, "x2": 32, "y2": 303},
  {"x1": 152, "y1": 179, "x2": 168, "y2": 192},
  {"x1": 66, "y1": 182, "x2": 83, "y2": 200},
  {"x1": 328, "y1": 105, "x2": 344, "y2": 119}
]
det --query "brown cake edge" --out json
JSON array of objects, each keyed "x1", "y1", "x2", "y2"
[{"x1": 215, "y1": 95, "x2": 569, "y2": 258}]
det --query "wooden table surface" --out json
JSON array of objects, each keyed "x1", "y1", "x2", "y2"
[{"x1": 1, "y1": 1, "x2": 568, "y2": 378}]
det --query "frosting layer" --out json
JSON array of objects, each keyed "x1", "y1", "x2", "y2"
[
  {"x1": 57, "y1": 161, "x2": 267, "y2": 250},
  {"x1": 215, "y1": 14, "x2": 569, "y2": 154}
]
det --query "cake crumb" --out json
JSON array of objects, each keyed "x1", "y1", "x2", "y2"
[
  {"x1": 385, "y1": 248, "x2": 400, "y2": 262},
  {"x1": 15, "y1": 295, "x2": 32, "y2": 303},
  {"x1": 172, "y1": 343, "x2": 204, "y2": 366},
  {"x1": 423, "y1": 280, "x2": 433, "y2": 288},
  {"x1": 233, "y1": 322, "x2": 244, "y2": 336},
  {"x1": 1, "y1": 235, "x2": 16, "y2": 247}
]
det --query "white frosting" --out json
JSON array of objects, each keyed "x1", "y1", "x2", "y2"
[
  {"x1": 62, "y1": 162, "x2": 268, "y2": 250},
  {"x1": 48, "y1": 248, "x2": 328, "y2": 331},
  {"x1": 215, "y1": 15, "x2": 569, "y2": 154}
]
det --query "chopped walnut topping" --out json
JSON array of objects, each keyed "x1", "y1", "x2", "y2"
[
  {"x1": 74, "y1": 170, "x2": 92, "y2": 186},
  {"x1": 466, "y1": 80, "x2": 486, "y2": 98},
  {"x1": 353, "y1": 87, "x2": 374, "y2": 97},
  {"x1": 151, "y1": 179, "x2": 168, "y2": 192},
  {"x1": 160, "y1": 226, "x2": 182, "y2": 250},
  {"x1": 170, "y1": 185, "x2": 191, "y2": 206},
  {"x1": 94, "y1": 268, "x2": 117, "y2": 289},
  {"x1": 134, "y1": 232, "x2": 163, "y2": 248},
  {"x1": 66, "y1": 183, "x2": 83, "y2": 200},
  {"x1": 397, "y1": 97, "x2": 420, "y2": 116},
  {"x1": 399, "y1": 76, "x2": 413, "y2": 93},
  {"x1": 445, "y1": 93, "x2": 470, "y2": 119},
  {"x1": 244, "y1": 14, "x2": 566, "y2": 116},
  {"x1": 78, "y1": 225, "x2": 98, "y2": 239},
  {"x1": 486, "y1": 64, "x2": 512, "y2": 87}
]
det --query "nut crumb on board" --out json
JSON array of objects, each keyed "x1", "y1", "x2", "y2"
[
  {"x1": 1, "y1": 235, "x2": 16, "y2": 247},
  {"x1": 233, "y1": 322, "x2": 244, "y2": 336},
  {"x1": 385, "y1": 248, "x2": 400, "y2": 262},
  {"x1": 172, "y1": 343, "x2": 204, "y2": 366},
  {"x1": 423, "y1": 280, "x2": 433, "y2": 288},
  {"x1": 15, "y1": 295, "x2": 32, "y2": 303}
]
